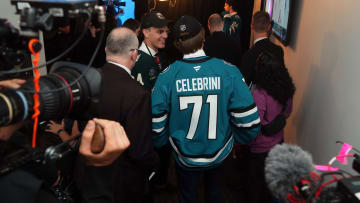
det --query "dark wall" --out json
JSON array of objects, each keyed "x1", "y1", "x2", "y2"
[{"x1": 238, "y1": 0, "x2": 254, "y2": 51}]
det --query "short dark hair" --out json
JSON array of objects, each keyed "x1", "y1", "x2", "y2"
[
  {"x1": 253, "y1": 11, "x2": 271, "y2": 33},
  {"x1": 174, "y1": 28, "x2": 205, "y2": 55},
  {"x1": 123, "y1": 18, "x2": 140, "y2": 32},
  {"x1": 225, "y1": 0, "x2": 238, "y2": 10}
]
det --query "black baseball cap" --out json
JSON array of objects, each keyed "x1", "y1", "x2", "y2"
[
  {"x1": 173, "y1": 15, "x2": 202, "y2": 41},
  {"x1": 141, "y1": 11, "x2": 169, "y2": 29}
]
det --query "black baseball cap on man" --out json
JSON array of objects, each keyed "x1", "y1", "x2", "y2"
[
  {"x1": 173, "y1": 15, "x2": 202, "y2": 42},
  {"x1": 141, "y1": 11, "x2": 169, "y2": 29}
]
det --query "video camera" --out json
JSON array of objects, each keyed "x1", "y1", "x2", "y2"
[
  {"x1": 265, "y1": 143, "x2": 360, "y2": 203},
  {"x1": 100, "y1": 0, "x2": 126, "y2": 7},
  {"x1": 0, "y1": 0, "x2": 105, "y2": 124},
  {"x1": 0, "y1": 1, "x2": 107, "y2": 201},
  {"x1": 0, "y1": 0, "x2": 106, "y2": 172}
]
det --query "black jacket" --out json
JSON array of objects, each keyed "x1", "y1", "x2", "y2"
[
  {"x1": 76, "y1": 63, "x2": 159, "y2": 203},
  {"x1": 204, "y1": 31, "x2": 242, "y2": 68},
  {"x1": 240, "y1": 38, "x2": 284, "y2": 85}
]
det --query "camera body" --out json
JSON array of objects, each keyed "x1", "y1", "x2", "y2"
[
  {"x1": 0, "y1": 0, "x2": 103, "y2": 127},
  {"x1": 0, "y1": 61, "x2": 102, "y2": 126}
]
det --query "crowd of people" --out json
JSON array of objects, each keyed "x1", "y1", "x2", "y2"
[{"x1": 0, "y1": 0, "x2": 296, "y2": 202}]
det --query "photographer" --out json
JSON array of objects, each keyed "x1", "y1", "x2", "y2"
[
  {"x1": 1, "y1": 118, "x2": 130, "y2": 203},
  {"x1": 0, "y1": 78, "x2": 130, "y2": 203}
]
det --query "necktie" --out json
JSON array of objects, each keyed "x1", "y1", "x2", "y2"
[{"x1": 154, "y1": 54, "x2": 162, "y2": 70}]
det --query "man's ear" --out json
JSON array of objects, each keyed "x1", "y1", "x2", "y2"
[
  {"x1": 130, "y1": 50, "x2": 138, "y2": 62},
  {"x1": 142, "y1": 28, "x2": 149, "y2": 39},
  {"x1": 267, "y1": 23, "x2": 272, "y2": 32}
]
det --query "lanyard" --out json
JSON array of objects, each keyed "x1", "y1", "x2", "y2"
[{"x1": 145, "y1": 44, "x2": 162, "y2": 70}]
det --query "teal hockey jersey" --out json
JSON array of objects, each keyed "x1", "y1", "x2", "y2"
[{"x1": 152, "y1": 55, "x2": 260, "y2": 168}]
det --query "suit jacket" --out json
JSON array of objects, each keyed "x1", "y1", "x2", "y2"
[
  {"x1": 240, "y1": 38, "x2": 284, "y2": 86},
  {"x1": 77, "y1": 63, "x2": 159, "y2": 203},
  {"x1": 204, "y1": 31, "x2": 242, "y2": 68}
]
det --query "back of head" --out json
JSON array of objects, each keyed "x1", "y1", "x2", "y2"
[
  {"x1": 255, "y1": 51, "x2": 295, "y2": 106},
  {"x1": 123, "y1": 18, "x2": 140, "y2": 32},
  {"x1": 173, "y1": 15, "x2": 204, "y2": 55},
  {"x1": 208, "y1": 13, "x2": 223, "y2": 29},
  {"x1": 252, "y1": 11, "x2": 271, "y2": 33},
  {"x1": 105, "y1": 27, "x2": 139, "y2": 57}
]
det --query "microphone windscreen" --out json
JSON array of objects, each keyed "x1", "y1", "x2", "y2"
[{"x1": 265, "y1": 144, "x2": 314, "y2": 201}]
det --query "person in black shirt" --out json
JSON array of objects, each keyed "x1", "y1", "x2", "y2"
[
  {"x1": 204, "y1": 13, "x2": 242, "y2": 68},
  {"x1": 0, "y1": 78, "x2": 131, "y2": 203},
  {"x1": 240, "y1": 11, "x2": 284, "y2": 87},
  {"x1": 0, "y1": 118, "x2": 130, "y2": 203}
]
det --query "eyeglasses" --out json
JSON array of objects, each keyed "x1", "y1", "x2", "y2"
[{"x1": 129, "y1": 48, "x2": 138, "y2": 52}]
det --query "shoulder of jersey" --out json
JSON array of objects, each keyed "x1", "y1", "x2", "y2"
[
  {"x1": 160, "y1": 65, "x2": 171, "y2": 74},
  {"x1": 160, "y1": 61, "x2": 180, "y2": 75},
  {"x1": 222, "y1": 60, "x2": 236, "y2": 67},
  {"x1": 219, "y1": 59, "x2": 241, "y2": 75},
  {"x1": 214, "y1": 58, "x2": 237, "y2": 69}
]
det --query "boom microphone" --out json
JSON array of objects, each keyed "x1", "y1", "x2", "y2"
[{"x1": 265, "y1": 144, "x2": 316, "y2": 202}]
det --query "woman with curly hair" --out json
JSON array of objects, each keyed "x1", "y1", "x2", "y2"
[{"x1": 245, "y1": 51, "x2": 295, "y2": 203}]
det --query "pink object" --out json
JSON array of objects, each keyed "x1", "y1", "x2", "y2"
[
  {"x1": 314, "y1": 165, "x2": 339, "y2": 172},
  {"x1": 337, "y1": 143, "x2": 352, "y2": 165}
]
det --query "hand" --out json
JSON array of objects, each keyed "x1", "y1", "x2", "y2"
[
  {"x1": 46, "y1": 120, "x2": 65, "y2": 135},
  {"x1": 0, "y1": 122, "x2": 24, "y2": 141},
  {"x1": 71, "y1": 120, "x2": 80, "y2": 137},
  {"x1": 79, "y1": 118, "x2": 130, "y2": 167},
  {"x1": 0, "y1": 79, "x2": 26, "y2": 90}
]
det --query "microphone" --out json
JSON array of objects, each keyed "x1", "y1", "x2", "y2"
[{"x1": 265, "y1": 144, "x2": 316, "y2": 202}]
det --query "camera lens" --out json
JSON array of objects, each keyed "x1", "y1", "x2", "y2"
[
  {"x1": 0, "y1": 90, "x2": 27, "y2": 125},
  {"x1": 0, "y1": 61, "x2": 102, "y2": 126}
]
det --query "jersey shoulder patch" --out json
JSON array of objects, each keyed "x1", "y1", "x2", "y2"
[{"x1": 160, "y1": 65, "x2": 171, "y2": 74}]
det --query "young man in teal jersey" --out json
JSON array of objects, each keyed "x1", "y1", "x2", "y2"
[
  {"x1": 151, "y1": 15, "x2": 260, "y2": 203},
  {"x1": 131, "y1": 11, "x2": 170, "y2": 91}
]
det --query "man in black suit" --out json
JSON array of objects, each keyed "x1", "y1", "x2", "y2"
[
  {"x1": 240, "y1": 11, "x2": 284, "y2": 86},
  {"x1": 77, "y1": 27, "x2": 159, "y2": 203},
  {"x1": 204, "y1": 13, "x2": 242, "y2": 68}
]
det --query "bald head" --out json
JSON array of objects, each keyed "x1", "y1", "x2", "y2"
[
  {"x1": 105, "y1": 27, "x2": 139, "y2": 57},
  {"x1": 208, "y1": 13, "x2": 224, "y2": 34}
]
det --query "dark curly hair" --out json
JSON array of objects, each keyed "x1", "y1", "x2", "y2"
[{"x1": 255, "y1": 52, "x2": 295, "y2": 106}]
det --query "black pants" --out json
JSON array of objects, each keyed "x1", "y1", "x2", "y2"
[
  {"x1": 175, "y1": 164, "x2": 223, "y2": 203},
  {"x1": 152, "y1": 145, "x2": 171, "y2": 186},
  {"x1": 245, "y1": 151, "x2": 272, "y2": 203}
]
